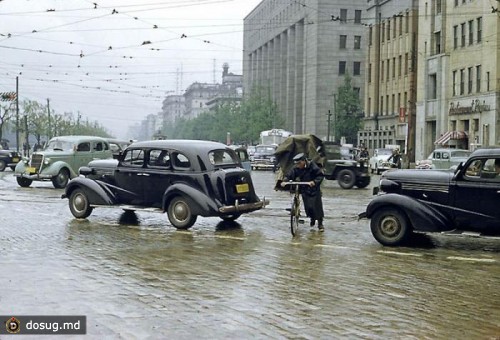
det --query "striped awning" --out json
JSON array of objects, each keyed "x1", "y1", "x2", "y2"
[{"x1": 434, "y1": 131, "x2": 468, "y2": 145}]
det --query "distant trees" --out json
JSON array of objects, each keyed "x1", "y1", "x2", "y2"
[
  {"x1": 164, "y1": 86, "x2": 284, "y2": 144},
  {"x1": 333, "y1": 74, "x2": 363, "y2": 144}
]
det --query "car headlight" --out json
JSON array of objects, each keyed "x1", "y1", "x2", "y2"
[
  {"x1": 378, "y1": 159, "x2": 383, "y2": 164},
  {"x1": 44, "y1": 158, "x2": 51, "y2": 165}
]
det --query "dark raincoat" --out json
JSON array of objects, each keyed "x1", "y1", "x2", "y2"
[{"x1": 283, "y1": 160, "x2": 325, "y2": 222}]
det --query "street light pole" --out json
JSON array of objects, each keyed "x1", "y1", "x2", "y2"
[
  {"x1": 15, "y1": 76, "x2": 19, "y2": 152},
  {"x1": 326, "y1": 110, "x2": 332, "y2": 141}
]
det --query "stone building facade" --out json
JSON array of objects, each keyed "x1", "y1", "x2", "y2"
[
  {"x1": 415, "y1": 0, "x2": 499, "y2": 160},
  {"x1": 359, "y1": 0, "x2": 419, "y2": 161},
  {"x1": 243, "y1": 0, "x2": 367, "y2": 140}
]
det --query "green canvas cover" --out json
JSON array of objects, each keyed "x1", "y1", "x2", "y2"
[{"x1": 274, "y1": 134, "x2": 326, "y2": 177}]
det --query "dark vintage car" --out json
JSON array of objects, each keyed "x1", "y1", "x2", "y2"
[
  {"x1": 0, "y1": 149, "x2": 21, "y2": 171},
  {"x1": 359, "y1": 147, "x2": 500, "y2": 246},
  {"x1": 62, "y1": 140, "x2": 268, "y2": 229}
]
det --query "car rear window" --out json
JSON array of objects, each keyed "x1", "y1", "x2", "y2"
[{"x1": 208, "y1": 150, "x2": 238, "y2": 165}]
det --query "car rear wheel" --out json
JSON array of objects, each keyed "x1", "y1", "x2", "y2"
[
  {"x1": 69, "y1": 188, "x2": 93, "y2": 219},
  {"x1": 370, "y1": 208, "x2": 411, "y2": 246},
  {"x1": 221, "y1": 213, "x2": 241, "y2": 222},
  {"x1": 16, "y1": 177, "x2": 33, "y2": 187},
  {"x1": 167, "y1": 196, "x2": 197, "y2": 229},
  {"x1": 52, "y1": 168, "x2": 70, "y2": 188},
  {"x1": 0, "y1": 160, "x2": 6, "y2": 172},
  {"x1": 337, "y1": 169, "x2": 356, "y2": 189}
]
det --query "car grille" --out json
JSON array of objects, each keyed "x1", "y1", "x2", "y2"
[{"x1": 30, "y1": 154, "x2": 44, "y2": 173}]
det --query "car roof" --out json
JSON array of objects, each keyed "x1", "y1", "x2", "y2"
[
  {"x1": 129, "y1": 139, "x2": 229, "y2": 152},
  {"x1": 470, "y1": 147, "x2": 500, "y2": 158},
  {"x1": 49, "y1": 135, "x2": 109, "y2": 143},
  {"x1": 433, "y1": 148, "x2": 469, "y2": 152}
]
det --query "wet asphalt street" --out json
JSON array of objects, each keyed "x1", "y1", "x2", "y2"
[{"x1": 0, "y1": 170, "x2": 499, "y2": 339}]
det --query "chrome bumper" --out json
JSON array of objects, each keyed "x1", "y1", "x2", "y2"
[{"x1": 219, "y1": 198, "x2": 270, "y2": 214}]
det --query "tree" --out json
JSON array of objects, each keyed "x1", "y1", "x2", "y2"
[
  {"x1": 0, "y1": 104, "x2": 13, "y2": 143},
  {"x1": 333, "y1": 74, "x2": 362, "y2": 144},
  {"x1": 23, "y1": 99, "x2": 49, "y2": 146}
]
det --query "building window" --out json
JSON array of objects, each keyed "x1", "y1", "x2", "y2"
[
  {"x1": 354, "y1": 10, "x2": 362, "y2": 24},
  {"x1": 353, "y1": 62, "x2": 361, "y2": 76},
  {"x1": 399, "y1": 15, "x2": 402, "y2": 35},
  {"x1": 477, "y1": 17, "x2": 482, "y2": 42},
  {"x1": 392, "y1": 57, "x2": 396, "y2": 78},
  {"x1": 354, "y1": 35, "x2": 361, "y2": 49},
  {"x1": 340, "y1": 9, "x2": 347, "y2": 22},
  {"x1": 398, "y1": 55, "x2": 402, "y2": 76},
  {"x1": 387, "y1": 20, "x2": 391, "y2": 41},
  {"x1": 429, "y1": 74, "x2": 437, "y2": 99},
  {"x1": 453, "y1": 70, "x2": 457, "y2": 96},
  {"x1": 381, "y1": 60, "x2": 384, "y2": 81},
  {"x1": 369, "y1": 26, "x2": 372, "y2": 45},
  {"x1": 393, "y1": 17, "x2": 396, "y2": 38},
  {"x1": 453, "y1": 25, "x2": 458, "y2": 49},
  {"x1": 404, "y1": 53, "x2": 408, "y2": 75},
  {"x1": 405, "y1": 12, "x2": 409, "y2": 33},
  {"x1": 436, "y1": 0, "x2": 442, "y2": 13},
  {"x1": 468, "y1": 67, "x2": 473, "y2": 94},
  {"x1": 340, "y1": 35, "x2": 347, "y2": 49},
  {"x1": 391, "y1": 94, "x2": 395, "y2": 114},
  {"x1": 381, "y1": 23, "x2": 385, "y2": 42},
  {"x1": 468, "y1": 20, "x2": 474, "y2": 45},
  {"x1": 368, "y1": 63, "x2": 372, "y2": 82},
  {"x1": 339, "y1": 61, "x2": 346, "y2": 75},
  {"x1": 461, "y1": 23, "x2": 466, "y2": 47},
  {"x1": 380, "y1": 96, "x2": 384, "y2": 115},
  {"x1": 387, "y1": 59, "x2": 390, "y2": 79},
  {"x1": 434, "y1": 31, "x2": 441, "y2": 54},
  {"x1": 455, "y1": 0, "x2": 458, "y2": 6},
  {"x1": 486, "y1": 71, "x2": 490, "y2": 91},
  {"x1": 476, "y1": 65, "x2": 481, "y2": 92},
  {"x1": 353, "y1": 87, "x2": 360, "y2": 97},
  {"x1": 460, "y1": 69, "x2": 465, "y2": 95}
]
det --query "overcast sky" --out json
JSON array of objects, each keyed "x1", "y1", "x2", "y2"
[{"x1": 0, "y1": 0, "x2": 262, "y2": 139}]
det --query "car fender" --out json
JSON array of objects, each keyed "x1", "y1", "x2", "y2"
[
  {"x1": 365, "y1": 193, "x2": 452, "y2": 232},
  {"x1": 64, "y1": 177, "x2": 117, "y2": 205},
  {"x1": 163, "y1": 183, "x2": 219, "y2": 216},
  {"x1": 14, "y1": 160, "x2": 27, "y2": 175},
  {"x1": 41, "y1": 161, "x2": 77, "y2": 178}
]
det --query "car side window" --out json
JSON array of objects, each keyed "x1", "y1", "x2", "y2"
[
  {"x1": 208, "y1": 150, "x2": 237, "y2": 165},
  {"x1": 465, "y1": 160, "x2": 482, "y2": 178},
  {"x1": 480, "y1": 158, "x2": 500, "y2": 180},
  {"x1": 122, "y1": 149, "x2": 145, "y2": 167},
  {"x1": 77, "y1": 142, "x2": 90, "y2": 152},
  {"x1": 173, "y1": 153, "x2": 191, "y2": 170},
  {"x1": 435, "y1": 152, "x2": 441, "y2": 160},
  {"x1": 94, "y1": 142, "x2": 104, "y2": 152},
  {"x1": 149, "y1": 149, "x2": 171, "y2": 168},
  {"x1": 442, "y1": 152, "x2": 449, "y2": 160}
]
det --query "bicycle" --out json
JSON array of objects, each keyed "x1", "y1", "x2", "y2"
[{"x1": 282, "y1": 181, "x2": 312, "y2": 236}]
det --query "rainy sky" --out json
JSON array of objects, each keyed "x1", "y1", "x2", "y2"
[{"x1": 0, "y1": 0, "x2": 262, "y2": 139}]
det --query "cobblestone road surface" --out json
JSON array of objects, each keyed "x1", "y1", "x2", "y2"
[{"x1": 0, "y1": 170, "x2": 499, "y2": 339}]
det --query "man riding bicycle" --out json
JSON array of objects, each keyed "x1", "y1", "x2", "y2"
[{"x1": 281, "y1": 153, "x2": 325, "y2": 231}]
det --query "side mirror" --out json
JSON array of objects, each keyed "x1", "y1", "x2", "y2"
[{"x1": 79, "y1": 166, "x2": 94, "y2": 176}]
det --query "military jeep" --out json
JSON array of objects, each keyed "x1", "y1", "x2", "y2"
[{"x1": 274, "y1": 135, "x2": 370, "y2": 189}]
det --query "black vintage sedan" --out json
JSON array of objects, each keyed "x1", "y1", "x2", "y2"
[
  {"x1": 62, "y1": 140, "x2": 268, "y2": 229},
  {"x1": 360, "y1": 147, "x2": 500, "y2": 246}
]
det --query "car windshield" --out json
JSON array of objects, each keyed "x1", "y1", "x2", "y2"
[
  {"x1": 255, "y1": 146, "x2": 276, "y2": 154},
  {"x1": 378, "y1": 149, "x2": 393, "y2": 155},
  {"x1": 208, "y1": 149, "x2": 239, "y2": 165},
  {"x1": 451, "y1": 150, "x2": 470, "y2": 158},
  {"x1": 45, "y1": 140, "x2": 74, "y2": 151}
]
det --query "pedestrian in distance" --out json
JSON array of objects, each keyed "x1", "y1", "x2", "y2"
[
  {"x1": 280, "y1": 153, "x2": 325, "y2": 231},
  {"x1": 387, "y1": 148, "x2": 402, "y2": 169}
]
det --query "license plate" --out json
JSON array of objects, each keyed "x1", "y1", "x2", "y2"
[
  {"x1": 236, "y1": 183, "x2": 249, "y2": 193},
  {"x1": 12, "y1": 157, "x2": 19, "y2": 162},
  {"x1": 27, "y1": 167, "x2": 37, "y2": 174}
]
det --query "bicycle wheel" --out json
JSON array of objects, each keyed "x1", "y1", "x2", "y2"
[{"x1": 290, "y1": 196, "x2": 300, "y2": 236}]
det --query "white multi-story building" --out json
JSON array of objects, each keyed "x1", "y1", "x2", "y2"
[{"x1": 243, "y1": 0, "x2": 367, "y2": 140}]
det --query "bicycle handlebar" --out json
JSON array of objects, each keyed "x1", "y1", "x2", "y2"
[{"x1": 282, "y1": 181, "x2": 312, "y2": 186}]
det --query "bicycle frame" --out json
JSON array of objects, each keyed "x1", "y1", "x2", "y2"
[{"x1": 283, "y1": 181, "x2": 311, "y2": 236}]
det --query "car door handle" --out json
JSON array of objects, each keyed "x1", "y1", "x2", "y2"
[{"x1": 137, "y1": 173, "x2": 150, "y2": 177}]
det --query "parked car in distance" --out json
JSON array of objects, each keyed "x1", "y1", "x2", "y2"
[
  {"x1": 14, "y1": 135, "x2": 113, "y2": 188},
  {"x1": 369, "y1": 148, "x2": 394, "y2": 174},
  {"x1": 106, "y1": 138, "x2": 132, "y2": 159},
  {"x1": 247, "y1": 145, "x2": 256, "y2": 157},
  {"x1": 359, "y1": 147, "x2": 500, "y2": 246},
  {"x1": 415, "y1": 148, "x2": 471, "y2": 170},
  {"x1": 250, "y1": 144, "x2": 277, "y2": 170},
  {"x1": 62, "y1": 140, "x2": 268, "y2": 229},
  {"x1": 0, "y1": 149, "x2": 21, "y2": 171}
]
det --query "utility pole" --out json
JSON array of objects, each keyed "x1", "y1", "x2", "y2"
[
  {"x1": 15, "y1": 76, "x2": 19, "y2": 152},
  {"x1": 326, "y1": 110, "x2": 332, "y2": 141},
  {"x1": 47, "y1": 98, "x2": 51, "y2": 140}
]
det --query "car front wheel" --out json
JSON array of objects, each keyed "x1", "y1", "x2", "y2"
[
  {"x1": 17, "y1": 177, "x2": 33, "y2": 187},
  {"x1": 69, "y1": 188, "x2": 93, "y2": 219},
  {"x1": 167, "y1": 196, "x2": 197, "y2": 229},
  {"x1": 0, "y1": 160, "x2": 6, "y2": 172},
  {"x1": 52, "y1": 168, "x2": 70, "y2": 188},
  {"x1": 370, "y1": 208, "x2": 411, "y2": 246},
  {"x1": 337, "y1": 169, "x2": 356, "y2": 189}
]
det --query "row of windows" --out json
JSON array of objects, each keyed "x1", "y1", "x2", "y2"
[
  {"x1": 453, "y1": 17, "x2": 482, "y2": 49},
  {"x1": 339, "y1": 61, "x2": 361, "y2": 76},
  {"x1": 375, "y1": 92, "x2": 408, "y2": 117},
  {"x1": 368, "y1": 12, "x2": 411, "y2": 45},
  {"x1": 367, "y1": 54, "x2": 410, "y2": 83},
  {"x1": 451, "y1": 65, "x2": 491, "y2": 97},
  {"x1": 339, "y1": 35, "x2": 362, "y2": 49}
]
